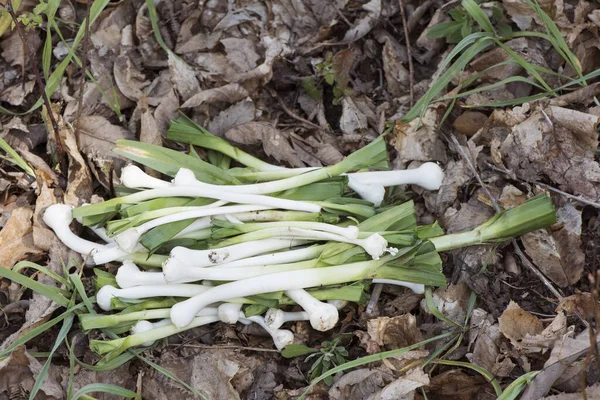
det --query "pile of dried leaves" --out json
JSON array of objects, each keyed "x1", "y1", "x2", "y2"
[{"x1": 1, "y1": 0, "x2": 600, "y2": 398}]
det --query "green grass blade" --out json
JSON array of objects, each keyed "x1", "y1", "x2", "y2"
[
  {"x1": 29, "y1": 312, "x2": 75, "y2": 399},
  {"x1": 13, "y1": 261, "x2": 70, "y2": 287},
  {"x1": 113, "y1": 140, "x2": 239, "y2": 184},
  {"x1": 71, "y1": 383, "x2": 140, "y2": 400},
  {"x1": 425, "y1": 287, "x2": 460, "y2": 328},
  {"x1": 0, "y1": 303, "x2": 85, "y2": 358},
  {"x1": 497, "y1": 371, "x2": 539, "y2": 400},
  {"x1": 462, "y1": 0, "x2": 495, "y2": 34},
  {"x1": 0, "y1": 267, "x2": 70, "y2": 307},
  {"x1": 298, "y1": 331, "x2": 455, "y2": 399},
  {"x1": 0, "y1": 136, "x2": 34, "y2": 175}
]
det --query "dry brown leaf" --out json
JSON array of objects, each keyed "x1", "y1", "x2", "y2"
[
  {"x1": 0, "y1": 346, "x2": 62, "y2": 399},
  {"x1": 0, "y1": 80, "x2": 35, "y2": 106},
  {"x1": 176, "y1": 30, "x2": 222, "y2": 54},
  {"x1": 139, "y1": 97, "x2": 162, "y2": 147},
  {"x1": 168, "y1": 52, "x2": 200, "y2": 101},
  {"x1": 221, "y1": 38, "x2": 261, "y2": 72},
  {"x1": 498, "y1": 185, "x2": 528, "y2": 209},
  {"x1": 421, "y1": 283, "x2": 471, "y2": 325},
  {"x1": 0, "y1": 207, "x2": 42, "y2": 268},
  {"x1": 368, "y1": 367, "x2": 429, "y2": 400},
  {"x1": 329, "y1": 368, "x2": 391, "y2": 400},
  {"x1": 548, "y1": 106, "x2": 599, "y2": 150},
  {"x1": 143, "y1": 350, "x2": 268, "y2": 400},
  {"x1": 114, "y1": 54, "x2": 151, "y2": 102},
  {"x1": 393, "y1": 108, "x2": 448, "y2": 165},
  {"x1": 360, "y1": 314, "x2": 423, "y2": 355},
  {"x1": 467, "y1": 308, "x2": 515, "y2": 378},
  {"x1": 208, "y1": 99, "x2": 256, "y2": 136},
  {"x1": 382, "y1": 40, "x2": 409, "y2": 97},
  {"x1": 502, "y1": 0, "x2": 569, "y2": 30},
  {"x1": 340, "y1": 0, "x2": 381, "y2": 44},
  {"x1": 541, "y1": 383, "x2": 600, "y2": 399},
  {"x1": 500, "y1": 107, "x2": 600, "y2": 201},
  {"x1": 340, "y1": 97, "x2": 368, "y2": 135},
  {"x1": 522, "y1": 203, "x2": 585, "y2": 287},
  {"x1": 556, "y1": 292, "x2": 597, "y2": 319},
  {"x1": 520, "y1": 328, "x2": 598, "y2": 400},
  {"x1": 182, "y1": 83, "x2": 249, "y2": 108},
  {"x1": 498, "y1": 300, "x2": 543, "y2": 345},
  {"x1": 1, "y1": 30, "x2": 41, "y2": 67},
  {"x1": 225, "y1": 122, "x2": 305, "y2": 168},
  {"x1": 427, "y1": 369, "x2": 495, "y2": 400}
]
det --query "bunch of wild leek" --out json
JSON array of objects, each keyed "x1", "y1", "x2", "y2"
[{"x1": 43, "y1": 117, "x2": 557, "y2": 362}]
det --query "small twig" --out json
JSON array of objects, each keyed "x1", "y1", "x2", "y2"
[
  {"x1": 449, "y1": 133, "x2": 500, "y2": 212},
  {"x1": 398, "y1": 0, "x2": 414, "y2": 107},
  {"x1": 171, "y1": 343, "x2": 280, "y2": 353},
  {"x1": 512, "y1": 240, "x2": 564, "y2": 300},
  {"x1": 365, "y1": 283, "x2": 383, "y2": 316},
  {"x1": 3, "y1": 0, "x2": 63, "y2": 155},
  {"x1": 267, "y1": 88, "x2": 326, "y2": 133},
  {"x1": 74, "y1": 0, "x2": 92, "y2": 137}
]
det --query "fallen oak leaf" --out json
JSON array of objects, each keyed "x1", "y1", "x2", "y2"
[
  {"x1": 182, "y1": 83, "x2": 249, "y2": 108},
  {"x1": 0, "y1": 207, "x2": 42, "y2": 268}
]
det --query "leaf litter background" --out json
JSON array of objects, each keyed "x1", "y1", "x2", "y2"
[{"x1": 0, "y1": 0, "x2": 600, "y2": 398}]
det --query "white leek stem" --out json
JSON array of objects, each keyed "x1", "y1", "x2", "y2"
[
  {"x1": 217, "y1": 303, "x2": 244, "y2": 323},
  {"x1": 284, "y1": 289, "x2": 338, "y2": 332},
  {"x1": 371, "y1": 279, "x2": 425, "y2": 294},
  {"x1": 169, "y1": 261, "x2": 375, "y2": 328},
  {"x1": 116, "y1": 262, "x2": 167, "y2": 288},
  {"x1": 116, "y1": 185, "x2": 322, "y2": 213},
  {"x1": 96, "y1": 283, "x2": 212, "y2": 311},
  {"x1": 120, "y1": 165, "x2": 172, "y2": 189},
  {"x1": 166, "y1": 238, "x2": 307, "y2": 269},
  {"x1": 241, "y1": 316, "x2": 294, "y2": 351},
  {"x1": 131, "y1": 319, "x2": 173, "y2": 347},
  {"x1": 264, "y1": 309, "x2": 309, "y2": 330},
  {"x1": 43, "y1": 204, "x2": 108, "y2": 256},
  {"x1": 114, "y1": 205, "x2": 272, "y2": 252}
]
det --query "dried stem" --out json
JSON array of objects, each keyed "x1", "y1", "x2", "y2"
[
  {"x1": 3, "y1": 0, "x2": 63, "y2": 156},
  {"x1": 398, "y1": 0, "x2": 414, "y2": 106},
  {"x1": 74, "y1": 0, "x2": 92, "y2": 136}
]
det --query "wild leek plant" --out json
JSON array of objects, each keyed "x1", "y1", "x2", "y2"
[{"x1": 37, "y1": 117, "x2": 560, "y2": 359}]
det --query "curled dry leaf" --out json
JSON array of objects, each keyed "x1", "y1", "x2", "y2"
[
  {"x1": 392, "y1": 107, "x2": 448, "y2": 166},
  {"x1": 521, "y1": 203, "x2": 585, "y2": 287},
  {"x1": 498, "y1": 301, "x2": 569, "y2": 354},
  {"x1": 329, "y1": 368, "x2": 393, "y2": 400},
  {"x1": 0, "y1": 207, "x2": 42, "y2": 268},
  {"x1": 182, "y1": 83, "x2": 249, "y2": 108},
  {"x1": 0, "y1": 80, "x2": 35, "y2": 106},
  {"x1": 427, "y1": 369, "x2": 495, "y2": 400},
  {"x1": 541, "y1": 383, "x2": 600, "y2": 400},
  {"x1": 114, "y1": 54, "x2": 151, "y2": 102},
  {"x1": 340, "y1": 0, "x2": 382, "y2": 44},
  {"x1": 225, "y1": 122, "x2": 305, "y2": 168},
  {"x1": 359, "y1": 314, "x2": 423, "y2": 355},
  {"x1": 368, "y1": 367, "x2": 429, "y2": 400},
  {"x1": 1, "y1": 30, "x2": 41, "y2": 68},
  {"x1": 453, "y1": 111, "x2": 488, "y2": 137},
  {"x1": 76, "y1": 116, "x2": 135, "y2": 189}
]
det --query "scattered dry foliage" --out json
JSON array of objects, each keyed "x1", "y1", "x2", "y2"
[{"x1": 0, "y1": 0, "x2": 600, "y2": 398}]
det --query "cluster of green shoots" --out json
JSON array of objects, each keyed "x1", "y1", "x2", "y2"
[{"x1": 41, "y1": 116, "x2": 557, "y2": 363}]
